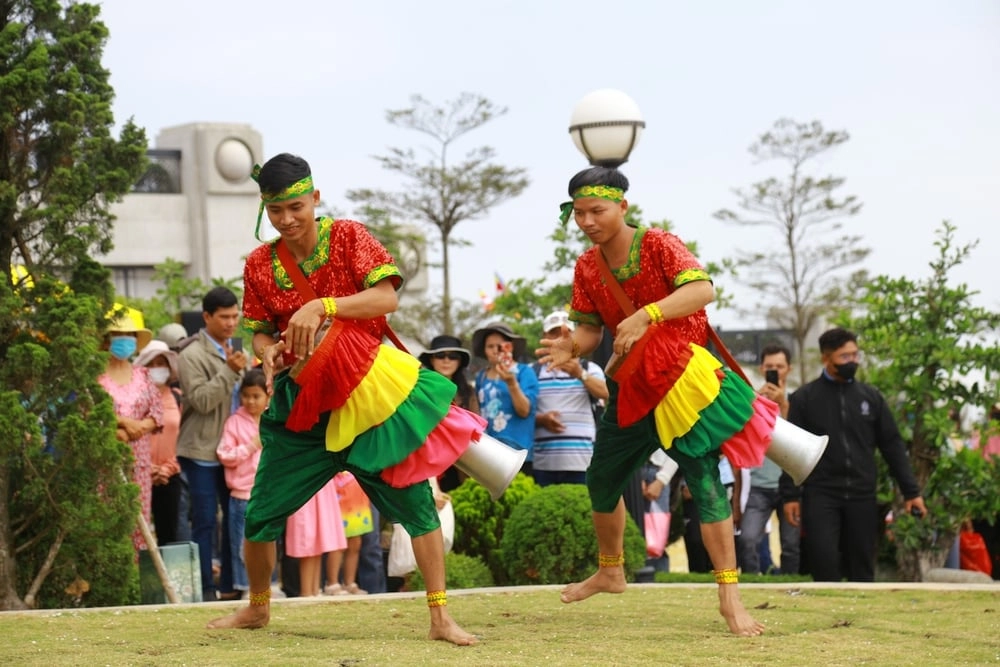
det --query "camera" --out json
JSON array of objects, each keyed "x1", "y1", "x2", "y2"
[{"x1": 765, "y1": 369, "x2": 779, "y2": 385}]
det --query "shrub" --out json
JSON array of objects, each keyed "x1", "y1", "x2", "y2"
[
  {"x1": 499, "y1": 484, "x2": 646, "y2": 585},
  {"x1": 450, "y1": 472, "x2": 538, "y2": 585},
  {"x1": 408, "y1": 552, "x2": 495, "y2": 591}
]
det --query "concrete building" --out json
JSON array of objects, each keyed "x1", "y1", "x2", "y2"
[{"x1": 99, "y1": 122, "x2": 427, "y2": 307}]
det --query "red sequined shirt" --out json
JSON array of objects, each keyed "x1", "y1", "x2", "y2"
[
  {"x1": 570, "y1": 227, "x2": 713, "y2": 425},
  {"x1": 242, "y1": 218, "x2": 402, "y2": 341},
  {"x1": 570, "y1": 227, "x2": 709, "y2": 343}
]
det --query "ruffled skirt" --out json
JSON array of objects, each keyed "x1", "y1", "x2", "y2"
[
  {"x1": 618, "y1": 333, "x2": 778, "y2": 468},
  {"x1": 272, "y1": 320, "x2": 486, "y2": 487}
]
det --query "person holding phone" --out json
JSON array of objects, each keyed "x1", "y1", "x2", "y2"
[
  {"x1": 472, "y1": 321, "x2": 539, "y2": 473},
  {"x1": 735, "y1": 344, "x2": 801, "y2": 575}
]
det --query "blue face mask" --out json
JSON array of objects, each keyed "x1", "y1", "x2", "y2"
[{"x1": 109, "y1": 335, "x2": 138, "y2": 360}]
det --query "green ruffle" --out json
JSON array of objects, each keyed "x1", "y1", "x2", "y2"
[{"x1": 671, "y1": 371, "x2": 755, "y2": 459}]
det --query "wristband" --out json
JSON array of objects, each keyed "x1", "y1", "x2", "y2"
[
  {"x1": 321, "y1": 296, "x2": 338, "y2": 318},
  {"x1": 643, "y1": 302, "x2": 664, "y2": 324}
]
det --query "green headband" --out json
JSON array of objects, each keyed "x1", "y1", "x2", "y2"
[
  {"x1": 557, "y1": 184, "x2": 626, "y2": 226},
  {"x1": 250, "y1": 164, "x2": 315, "y2": 241}
]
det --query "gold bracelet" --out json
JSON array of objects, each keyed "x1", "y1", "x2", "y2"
[
  {"x1": 713, "y1": 568, "x2": 739, "y2": 584},
  {"x1": 248, "y1": 589, "x2": 271, "y2": 606},
  {"x1": 321, "y1": 296, "x2": 338, "y2": 317},
  {"x1": 426, "y1": 590, "x2": 447, "y2": 607},
  {"x1": 598, "y1": 553, "x2": 625, "y2": 568},
  {"x1": 643, "y1": 303, "x2": 664, "y2": 324}
]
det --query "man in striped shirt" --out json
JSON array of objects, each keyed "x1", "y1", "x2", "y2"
[{"x1": 532, "y1": 311, "x2": 609, "y2": 486}]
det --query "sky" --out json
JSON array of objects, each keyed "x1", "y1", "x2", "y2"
[{"x1": 96, "y1": 0, "x2": 1000, "y2": 330}]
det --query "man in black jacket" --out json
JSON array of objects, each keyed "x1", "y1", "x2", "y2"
[{"x1": 780, "y1": 328, "x2": 927, "y2": 581}]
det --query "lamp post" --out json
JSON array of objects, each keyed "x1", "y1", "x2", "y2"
[{"x1": 568, "y1": 89, "x2": 645, "y2": 168}]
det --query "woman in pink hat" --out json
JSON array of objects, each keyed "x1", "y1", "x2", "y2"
[{"x1": 135, "y1": 340, "x2": 183, "y2": 546}]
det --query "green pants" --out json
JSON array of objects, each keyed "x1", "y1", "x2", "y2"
[
  {"x1": 586, "y1": 378, "x2": 731, "y2": 524},
  {"x1": 244, "y1": 373, "x2": 440, "y2": 543}
]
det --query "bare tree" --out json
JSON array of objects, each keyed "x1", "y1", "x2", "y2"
[
  {"x1": 347, "y1": 93, "x2": 529, "y2": 333},
  {"x1": 714, "y1": 119, "x2": 869, "y2": 383}
]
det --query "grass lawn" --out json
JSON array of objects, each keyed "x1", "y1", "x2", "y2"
[{"x1": 1, "y1": 584, "x2": 997, "y2": 666}]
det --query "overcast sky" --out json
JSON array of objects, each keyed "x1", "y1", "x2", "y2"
[{"x1": 97, "y1": 0, "x2": 999, "y2": 330}]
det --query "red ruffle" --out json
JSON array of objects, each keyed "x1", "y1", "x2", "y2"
[
  {"x1": 616, "y1": 331, "x2": 695, "y2": 428},
  {"x1": 285, "y1": 321, "x2": 380, "y2": 432},
  {"x1": 380, "y1": 407, "x2": 486, "y2": 488}
]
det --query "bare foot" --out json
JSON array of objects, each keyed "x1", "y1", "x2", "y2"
[
  {"x1": 429, "y1": 609, "x2": 478, "y2": 646},
  {"x1": 560, "y1": 567, "x2": 627, "y2": 603},
  {"x1": 206, "y1": 604, "x2": 270, "y2": 630},
  {"x1": 718, "y1": 585, "x2": 765, "y2": 637}
]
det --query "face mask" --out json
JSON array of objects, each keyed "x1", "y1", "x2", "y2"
[
  {"x1": 834, "y1": 361, "x2": 858, "y2": 381},
  {"x1": 148, "y1": 367, "x2": 171, "y2": 386},
  {"x1": 109, "y1": 336, "x2": 137, "y2": 360}
]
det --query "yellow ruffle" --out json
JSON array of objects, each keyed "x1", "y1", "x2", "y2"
[
  {"x1": 324, "y1": 346, "x2": 420, "y2": 452},
  {"x1": 652, "y1": 344, "x2": 723, "y2": 448}
]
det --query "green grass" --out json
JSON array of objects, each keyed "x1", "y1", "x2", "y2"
[{"x1": 1, "y1": 585, "x2": 998, "y2": 666}]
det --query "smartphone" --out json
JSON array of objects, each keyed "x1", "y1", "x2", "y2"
[
  {"x1": 499, "y1": 341, "x2": 515, "y2": 371},
  {"x1": 230, "y1": 337, "x2": 243, "y2": 353},
  {"x1": 765, "y1": 369, "x2": 779, "y2": 385}
]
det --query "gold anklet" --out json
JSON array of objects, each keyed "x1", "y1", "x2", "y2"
[
  {"x1": 598, "y1": 553, "x2": 625, "y2": 568},
  {"x1": 426, "y1": 590, "x2": 447, "y2": 607},
  {"x1": 248, "y1": 589, "x2": 271, "y2": 606},
  {"x1": 713, "y1": 568, "x2": 739, "y2": 584}
]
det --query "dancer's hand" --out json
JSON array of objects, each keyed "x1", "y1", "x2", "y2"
[
  {"x1": 613, "y1": 309, "x2": 651, "y2": 357},
  {"x1": 535, "y1": 324, "x2": 574, "y2": 369},
  {"x1": 261, "y1": 340, "x2": 288, "y2": 391},
  {"x1": 284, "y1": 299, "x2": 326, "y2": 361}
]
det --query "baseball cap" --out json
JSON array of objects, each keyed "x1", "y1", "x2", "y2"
[{"x1": 542, "y1": 310, "x2": 575, "y2": 333}]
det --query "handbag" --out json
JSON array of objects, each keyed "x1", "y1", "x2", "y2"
[
  {"x1": 644, "y1": 498, "x2": 671, "y2": 558},
  {"x1": 387, "y1": 498, "x2": 455, "y2": 577},
  {"x1": 959, "y1": 528, "x2": 993, "y2": 575}
]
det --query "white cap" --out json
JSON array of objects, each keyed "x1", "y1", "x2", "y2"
[{"x1": 542, "y1": 310, "x2": 575, "y2": 333}]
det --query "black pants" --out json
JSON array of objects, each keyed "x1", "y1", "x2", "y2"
[
  {"x1": 151, "y1": 474, "x2": 182, "y2": 546},
  {"x1": 802, "y1": 488, "x2": 880, "y2": 582}
]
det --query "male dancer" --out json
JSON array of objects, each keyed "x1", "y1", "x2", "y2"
[
  {"x1": 538, "y1": 166, "x2": 776, "y2": 636},
  {"x1": 207, "y1": 153, "x2": 480, "y2": 645}
]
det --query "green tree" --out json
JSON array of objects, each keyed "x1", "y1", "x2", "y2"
[
  {"x1": 714, "y1": 119, "x2": 869, "y2": 383},
  {"x1": 347, "y1": 93, "x2": 530, "y2": 333},
  {"x1": 839, "y1": 221, "x2": 1000, "y2": 581},
  {"x1": 0, "y1": 1, "x2": 147, "y2": 609}
]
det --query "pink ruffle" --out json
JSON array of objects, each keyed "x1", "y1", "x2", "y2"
[
  {"x1": 380, "y1": 406, "x2": 486, "y2": 488},
  {"x1": 720, "y1": 394, "x2": 779, "y2": 469}
]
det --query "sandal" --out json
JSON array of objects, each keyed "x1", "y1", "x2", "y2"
[
  {"x1": 323, "y1": 583, "x2": 347, "y2": 596},
  {"x1": 344, "y1": 583, "x2": 368, "y2": 595}
]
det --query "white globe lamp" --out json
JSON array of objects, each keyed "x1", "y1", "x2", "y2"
[{"x1": 568, "y1": 89, "x2": 645, "y2": 168}]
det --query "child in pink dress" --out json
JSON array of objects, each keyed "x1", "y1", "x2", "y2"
[
  {"x1": 324, "y1": 471, "x2": 374, "y2": 595},
  {"x1": 217, "y1": 369, "x2": 268, "y2": 595},
  {"x1": 285, "y1": 477, "x2": 346, "y2": 597}
]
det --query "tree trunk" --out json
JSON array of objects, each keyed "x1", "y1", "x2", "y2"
[
  {"x1": 0, "y1": 465, "x2": 28, "y2": 610},
  {"x1": 896, "y1": 533, "x2": 953, "y2": 582},
  {"x1": 441, "y1": 229, "x2": 452, "y2": 333}
]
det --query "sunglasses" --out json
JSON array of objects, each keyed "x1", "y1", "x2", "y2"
[{"x1": 432, "y1": 352, "x2": 463, "y2": 361}]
